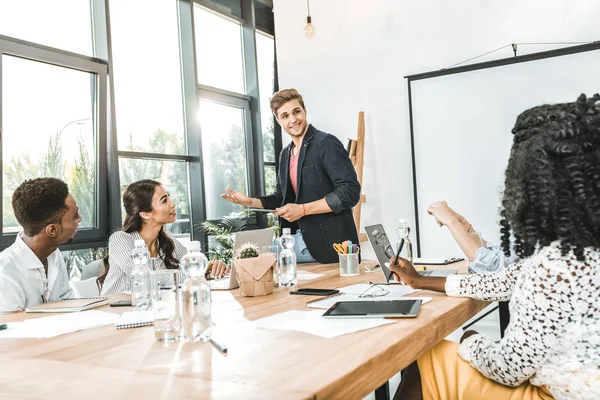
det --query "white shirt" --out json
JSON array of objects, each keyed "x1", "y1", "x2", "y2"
[
  {"x1": 0, "y1": 233, "x2": 73, "y2": 312},
  {"x1": 446, "y1": 241, "x2": 600, "y2": 400}
]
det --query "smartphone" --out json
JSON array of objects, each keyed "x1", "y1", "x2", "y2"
[
  {"x1": 109, "y1": 300, "x2": 132, "y2": 307},
  {"x1": 290, "y1": 288, "x2": 340, "y2": 296}
]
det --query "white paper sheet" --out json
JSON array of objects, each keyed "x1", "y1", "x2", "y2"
[
  {"x1": 340, "y1": 283, "x2": 421, "y2": 296},
  {"x1": 253, "y1": 310, "x2": 396, "y2": 338},
  {"x1": 0, "y1": 310, "x2": 120, "y2": 339},
  {"x1": 305, "y1": 283, "x2": 426, "y2": 309}
]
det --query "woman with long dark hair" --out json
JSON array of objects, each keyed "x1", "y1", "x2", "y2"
[
  {"x1": 391, "y1": 94, "x2": 600, "y2": 399},
  {"x1": 99, "y1": 179, "x2": 228, "y2": 294}
]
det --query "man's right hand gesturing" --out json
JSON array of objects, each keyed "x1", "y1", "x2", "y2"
[{"x1": 221, "y1": 188, "x2": 252, "y2": 206}]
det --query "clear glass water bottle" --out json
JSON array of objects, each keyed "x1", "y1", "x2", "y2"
[
  {"x1": 396, "y1": 218, "x2": 413, "y2": 263},
  {"x1": 131, "y1": 239, "x2": 152, "y2": 311},
  {"x1": 181, "y1": 241, "x2": 212, "y2": 342},
  {"x1": 278, "y1": 228, "x2": 297, "y2": 287}
]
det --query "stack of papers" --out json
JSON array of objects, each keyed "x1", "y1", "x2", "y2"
[{"x1": 0, "y1": 311, "x2": 119, "y2": 339}]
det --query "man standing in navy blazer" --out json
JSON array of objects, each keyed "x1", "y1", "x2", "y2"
[{"x1": 222, "y1": 88, "x2": 360, "y2": 263}]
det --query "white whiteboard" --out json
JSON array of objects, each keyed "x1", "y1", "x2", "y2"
[{"x1": 410, "y1": 48, "x2": 600, "y2": 257}]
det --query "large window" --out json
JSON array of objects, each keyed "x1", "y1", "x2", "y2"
[
  {"x1": 194, "y1": 5, "x2": 245, "y2": 94},
  {"x1": 0, "y1": 35, "x2": 107, "y2": 253},
  {"x1": 198, "y1": 96, "x2": 249, "y2": 219},
  {"x1": 0, "y1": 0, "x2": 278, "y2": 273},
  {"x1": 0, "y1": 0, "x2": 108, "y2": 277},
  {"x1": 195, "y1": 4, "x2": 253, "y2": 221},
  {"x1": 110, "y1": 0, "x2": 191, "y2": 242}
]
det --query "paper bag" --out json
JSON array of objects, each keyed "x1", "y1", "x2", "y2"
[{"x1": 234, "y1": 253, "x2": 276, "y2": 297}]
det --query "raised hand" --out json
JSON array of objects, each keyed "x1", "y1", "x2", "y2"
[
  {"x1": 427, "y1": 200, "x2": 464, "y2": 227},
  {"x1": 221, "y1": 188, "x2": 251, "y2": 207}
]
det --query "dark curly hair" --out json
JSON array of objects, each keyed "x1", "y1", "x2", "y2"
[
  {"x1": 97, "y1": 180, "x2": 177, "y2": 288},
  {"x1": 12, "y1": 178, "x2": 69, "y2": 236},
  {"x1": 500, "y1": 93, "x2": 600, "y2": 261}
]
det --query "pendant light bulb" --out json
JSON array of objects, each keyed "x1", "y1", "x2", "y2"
[
  {"x1": 304, "y1": 16, "x2": 316, "y2": 38},
  {"x1": 304, "y1": 0, "x2": 315, "y2": 38}
]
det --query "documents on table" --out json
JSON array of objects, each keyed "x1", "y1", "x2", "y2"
[
  {"x1": 253, "y1": 310, "x2": 396, "y2": 338},
  {"x1": 306, "y1": 283, "x2": 428, "y2": 309},
  {"x1": 0, "y1": 310, "x2": 119, "y2": 339}
]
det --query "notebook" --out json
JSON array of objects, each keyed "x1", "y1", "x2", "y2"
[
  {"x1": 114, "y1": 311, "x2": 154, "y2": 329},
  {"x1": 25, "y1": 297, "x2": 109, "y2": 313}
]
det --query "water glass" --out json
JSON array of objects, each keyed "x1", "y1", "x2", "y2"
[
  {"x1": 339, "y1": 253, "x2": 360, "y2": 276},
  {"x1": 151, "y1": 270, "x2": 182, "y2": 342}
]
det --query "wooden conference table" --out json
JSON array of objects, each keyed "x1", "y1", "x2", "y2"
[{"x1": 0, "y1": 261, "x2": 487, "y2": 400}]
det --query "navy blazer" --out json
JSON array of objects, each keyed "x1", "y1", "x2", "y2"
[{"x1": 258, "y1": 125, "x2": 361, "y2": 263}]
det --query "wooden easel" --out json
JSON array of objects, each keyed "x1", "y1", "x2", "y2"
[{"x1": 349, "y1": 111, "x2": 367, "y2": 243}]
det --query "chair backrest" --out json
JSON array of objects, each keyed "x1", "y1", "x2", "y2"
[
  {"x1": 80, "y1": 259, "x2": 105, "y2": 281},
  {"x1": 69, "y1": 278, "x2": 100, "y2": 298}
]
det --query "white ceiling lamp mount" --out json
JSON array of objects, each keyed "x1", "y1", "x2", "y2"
[{"x1": 303, "y1": 0, "x2": 315, "y2": 38}]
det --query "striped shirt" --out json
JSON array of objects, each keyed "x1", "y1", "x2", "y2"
[{"x1": 100, "y1": 230, "x2": 187, "y2": 295}]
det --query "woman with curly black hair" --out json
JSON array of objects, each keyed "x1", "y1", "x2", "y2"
[{"x1": 391, "y1": 94, "x2": 600, "y2": 400}]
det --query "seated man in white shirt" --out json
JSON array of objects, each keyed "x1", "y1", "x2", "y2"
[{"x1": 0, "y1": 178, "x2": 81, "y2": 312}]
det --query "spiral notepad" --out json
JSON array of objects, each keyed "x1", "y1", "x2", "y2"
[
  {"x1": 25, "y1": 297, "x2": 109, "y2": 313},
  {"x1": 114, "y1": 311, "x2": 154, "y2": 329}
]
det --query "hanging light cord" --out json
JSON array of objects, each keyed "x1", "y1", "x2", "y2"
[
  {"x1": 447, "y1": 40, "x2": 595, "y2": 68},
  {"x1": 306, "y1": 0, "x2": 311, "y2": 17}
]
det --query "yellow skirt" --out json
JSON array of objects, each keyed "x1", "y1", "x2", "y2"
[{"x1": 417, "y1": 340, "x2": 554, "y2": 400}]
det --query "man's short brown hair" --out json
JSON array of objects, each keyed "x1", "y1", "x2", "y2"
[{"x1": 270, "y1": 88, "x2": 305, "y2": 117}]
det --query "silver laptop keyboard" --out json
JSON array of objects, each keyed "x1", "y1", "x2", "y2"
[{"x1": 418, "y1": 270, "x2": 433, "y2": 277}]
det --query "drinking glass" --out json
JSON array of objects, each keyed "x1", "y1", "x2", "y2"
[{"x1": 150, "y1": 270, "x2": 182, "y2": 342}]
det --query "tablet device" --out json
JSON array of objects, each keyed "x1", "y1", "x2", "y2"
[{"x1": 322, "y1": 299, "x2": 422, "y2": 318}]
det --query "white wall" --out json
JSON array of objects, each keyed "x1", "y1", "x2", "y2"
[{"x1": 273, "y1": 0, "x2": 600, "y2": 257}]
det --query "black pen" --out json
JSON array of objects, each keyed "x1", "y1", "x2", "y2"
[
  {"x1": 210, "y1": 338, "x2": 228, "y2": 354},
  {"x1": 388, "y1": 239, "x2": 405, "y2": 281}
]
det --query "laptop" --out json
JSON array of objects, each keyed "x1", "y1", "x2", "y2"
[
  {"x1": 210, "y1": 227, "x2": 275, "y2": 290},
  {"x1": 364, "y1": 224, "x2": 456, "y2": 284}
]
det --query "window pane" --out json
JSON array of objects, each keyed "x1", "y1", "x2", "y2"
[
  {"x1": 265, "y1": 165, "x2": 276, "y2": 195},
  {"x1": 2, "y1": 55, "x2": 97, "y2": 232},
  {"x1": 0, "y1": 0, "x2": 93, "y2": 56},
  {"x1": 256, "y1": 32, "x2": 275, "y2": 163},
  {"x1": 203, "y1": 0, "x2": 242, "y2": 19},
  {"x1": 198, "y1": 99, "x2": 248, "y2": 219},
  {"x1": 110, "y1": 0, "x2": 186, "y2": 154},
  {"x1": 63, "y1": 247, "x2": 106, "y2": 280},
  {"x1": 194, "y1": 5, "x2": 245, "y2": 94},
  {"x1": 118, "y1": 158, "x2": 191, "y2": 242},
  {"x1": 255, "y1": 2, "x2": 275, "y2": 34}
]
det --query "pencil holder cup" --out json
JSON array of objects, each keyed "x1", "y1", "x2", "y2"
[{"x1": 339, "y1": 253, "x2": 359, "y2": 276}]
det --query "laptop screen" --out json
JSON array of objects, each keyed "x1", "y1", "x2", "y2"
[{"x1": 364, "y1": 224, "x2": 398, "y2": 283}]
